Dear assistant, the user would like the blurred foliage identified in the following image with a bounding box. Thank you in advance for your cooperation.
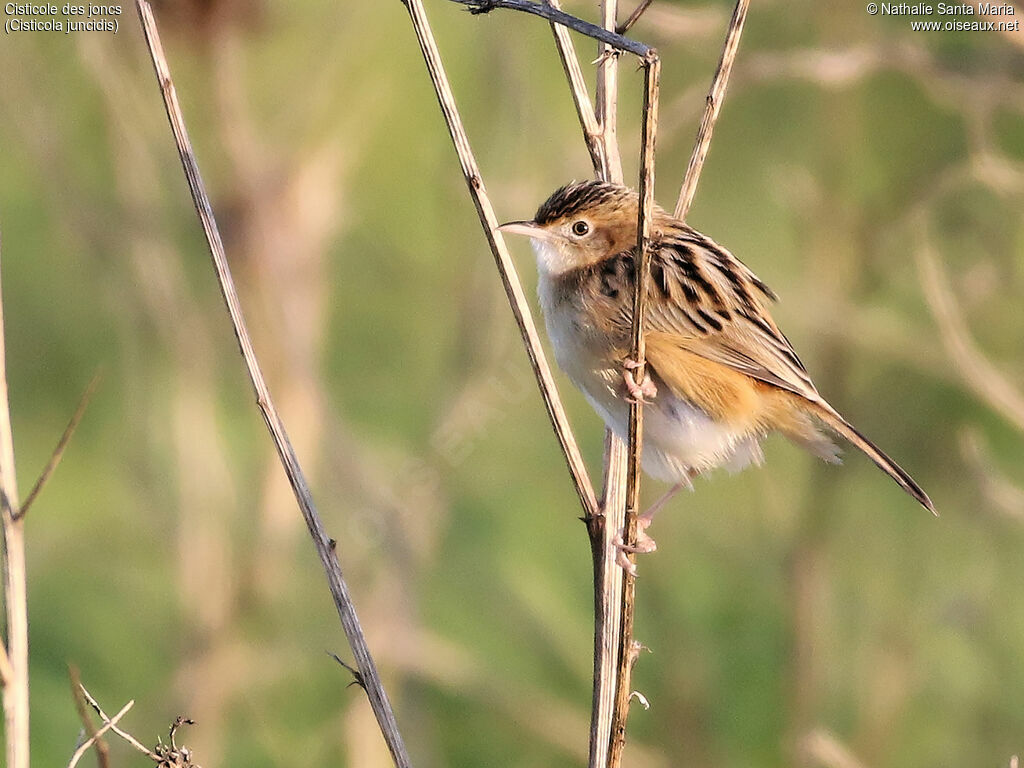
[1,0,1023,766]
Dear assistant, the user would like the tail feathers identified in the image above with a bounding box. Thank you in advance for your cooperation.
[808,400,937,515]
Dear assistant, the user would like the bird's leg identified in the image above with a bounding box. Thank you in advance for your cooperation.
[613,475,694,575]
[623,358,657,404]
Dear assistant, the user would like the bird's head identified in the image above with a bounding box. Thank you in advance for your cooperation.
[499,180,642,275]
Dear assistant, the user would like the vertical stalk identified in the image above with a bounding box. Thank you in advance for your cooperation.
[591,0,625,761]
[608,54,660,768]
[595,1,624,184]
[0,238,29,768]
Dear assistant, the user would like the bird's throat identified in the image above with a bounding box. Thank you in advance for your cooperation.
[529,237,578,278]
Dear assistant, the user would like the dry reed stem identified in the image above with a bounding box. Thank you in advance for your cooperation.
[403,0,601,520]
[545,0,606,173]
[592,0,627,762]
[674,0,750,219]
[595,0,626,184]
[589,432,626,766]
[444,1,666,761]
[133,3,411,765]
[0,233,29,768]
[427,1,660,761]
[609,54,660,768]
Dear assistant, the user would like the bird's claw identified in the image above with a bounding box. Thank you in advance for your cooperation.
[623,358,657,404]
[613,516,657,576]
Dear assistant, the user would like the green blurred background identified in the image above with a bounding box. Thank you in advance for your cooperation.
[1,0,1023,765]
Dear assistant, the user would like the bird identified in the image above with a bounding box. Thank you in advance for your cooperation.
[498,180,935,565]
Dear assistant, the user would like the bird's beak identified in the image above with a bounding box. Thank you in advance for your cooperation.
[497,220,556,242]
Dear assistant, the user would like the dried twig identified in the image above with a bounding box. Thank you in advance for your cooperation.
[609,54,660,768]
[78,685,154,757]
[17,373,100,520]
[133,3,412,765]
[0,232,29,768]
[330,650,368,690]
[545,0,606,174]
[616,0,654,35]
[674,0,749,219]
[66,699,135,768]
[591,0,627,762]
[594,0,625,185]
[452,0,651,56]
[73,684,202,767]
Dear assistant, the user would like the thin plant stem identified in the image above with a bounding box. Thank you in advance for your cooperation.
[66,699,134,768]
[590,429,626,768]
[593,0,627,763]
[17,374,99,520]
[609,54,660,768]
[674,0,750,219]
[402,0,601,521]
[595,0,625,184]
[429,2,643,763]
[0,232,29,768]
[616,0,654,35]
[78,685,154,757]
[133,4,412,765]
[545,0,607,174]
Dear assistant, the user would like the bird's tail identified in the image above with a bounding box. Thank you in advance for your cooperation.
[807,400,936,515]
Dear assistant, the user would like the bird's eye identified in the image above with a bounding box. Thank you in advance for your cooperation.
[571,220,590,236]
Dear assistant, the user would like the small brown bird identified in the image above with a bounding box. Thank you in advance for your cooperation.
[499,180,934,557]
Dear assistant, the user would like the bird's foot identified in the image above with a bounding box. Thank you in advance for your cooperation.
[623,358,657,404]
[613,515,657,577]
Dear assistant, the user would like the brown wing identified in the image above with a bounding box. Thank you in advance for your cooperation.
[608,228,820,401]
